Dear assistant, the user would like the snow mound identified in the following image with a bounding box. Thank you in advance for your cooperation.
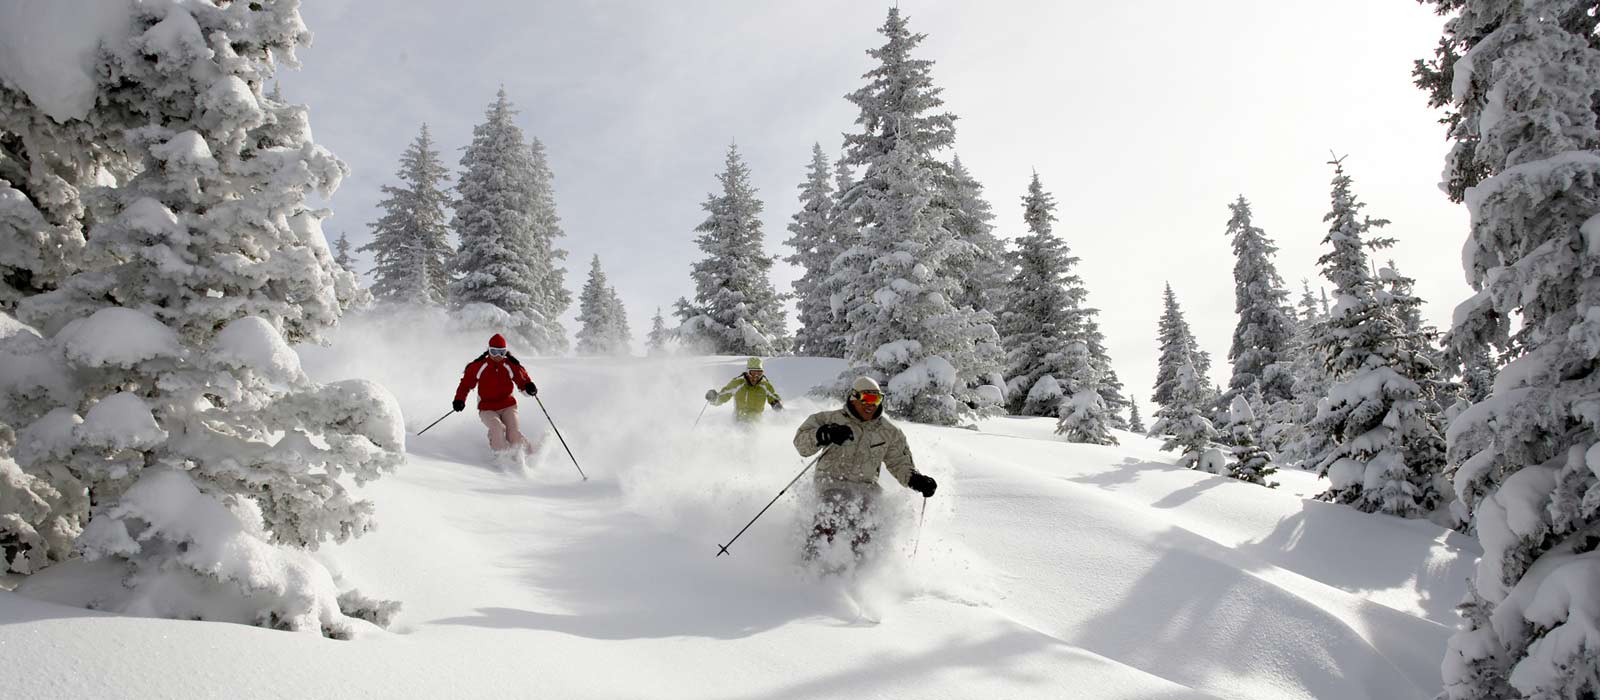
[58,307,182,368]
[76,392,165,451]
[0,1,134,122]
[212,316,304,383]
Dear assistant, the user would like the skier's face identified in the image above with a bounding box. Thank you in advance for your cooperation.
[487,347,509,361]
[851,391,883,419]
[745,370,764,383]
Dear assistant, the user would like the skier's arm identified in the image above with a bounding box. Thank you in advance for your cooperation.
[881,427,917,487]
[794,412,826,457]
[762,378,782,405]
[454,359,484,403]
[512,363,536,394]
[709,377,741,406]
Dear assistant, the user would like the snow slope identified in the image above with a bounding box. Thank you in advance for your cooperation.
[0,319,1479,699]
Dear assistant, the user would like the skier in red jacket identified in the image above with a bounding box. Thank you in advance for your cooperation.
[453,334,539,454]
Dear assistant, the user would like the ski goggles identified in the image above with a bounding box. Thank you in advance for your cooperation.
[854,391,884,406]
[487,347,509,357]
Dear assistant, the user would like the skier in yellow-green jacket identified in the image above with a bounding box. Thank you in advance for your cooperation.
[705,357,783,422]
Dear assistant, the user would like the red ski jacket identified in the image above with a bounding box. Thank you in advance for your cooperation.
[454,354,534,411]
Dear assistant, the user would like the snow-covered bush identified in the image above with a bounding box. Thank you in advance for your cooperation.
[1151,355,1220,471]
[1224,395,1277,487]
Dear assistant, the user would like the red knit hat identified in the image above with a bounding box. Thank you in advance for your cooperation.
[488,334,507,349]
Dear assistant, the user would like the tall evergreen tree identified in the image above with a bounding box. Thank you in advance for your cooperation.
[646,307,670,356]
[1418,1,1600,695]
[1152,284,1213,407]
[1301,158,1445,517]
[942,154,1009,317]
[576,255,631,356]
[822,8,1002,425]
[1000,172,1092,419]
[785,143,839,357]
[1128,401,1147,434]
[1221,196,1296,411]
[450,89,563,353]
[333,232,355,273]
[675,144,786,355]
[525,138,572,354]
[362,124,453,306]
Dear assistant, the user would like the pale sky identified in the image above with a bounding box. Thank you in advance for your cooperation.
[280,1,1466,416]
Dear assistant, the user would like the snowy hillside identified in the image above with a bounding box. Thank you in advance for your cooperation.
[0,320,1477,700]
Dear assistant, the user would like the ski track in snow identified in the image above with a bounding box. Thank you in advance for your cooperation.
[0,341,1479,700]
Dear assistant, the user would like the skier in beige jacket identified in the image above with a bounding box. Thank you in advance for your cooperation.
[792,377,937,561]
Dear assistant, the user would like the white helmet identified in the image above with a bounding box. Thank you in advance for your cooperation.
[851,376,882,393]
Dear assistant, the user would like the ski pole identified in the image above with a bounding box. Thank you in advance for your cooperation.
[716,448,830,558]
[910,496,928,558]
[415,410,454,436]
[533,395,588,481]
[691,401,710,429]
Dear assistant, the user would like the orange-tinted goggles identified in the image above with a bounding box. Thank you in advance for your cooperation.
[856,391,884,405]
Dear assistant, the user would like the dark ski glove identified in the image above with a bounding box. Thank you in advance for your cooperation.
[705,389,720,402]
[816,423,854,447]
[769,398,783,410]
[452,399,466,412]
[908,472,937,498]
[522,382,538,396]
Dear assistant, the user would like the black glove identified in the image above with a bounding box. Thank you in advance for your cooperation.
[522,382,538,396]
[451,399,466,412]
[769,398,783,410]
[815,423,854,447]
[908,472,937,498]
[705,389,719,402]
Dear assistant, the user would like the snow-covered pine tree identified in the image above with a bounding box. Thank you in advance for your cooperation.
[646,307,671,356]
[1152,283,1213,408]
[4,0,401,635]
[1000,172,1089,417]
[0,80,110,310]
[525,138,572,354]
[1053,341,1118,445]
[1417,1,1600,695]
[449,89,563,354]
[1220,196,1296,413]
[675,144,786,355]
[1082,317,1131,430]
[1150,342,1223,473]
[1128,401,1147,434]
[785,143,839,357]
[576,255,630,356]
[1278,280,1332,465]
[1225,394,1278,487]
[333,232,355,272]
[361,123,453,306]
[942,154,1009,317]
[605,285,632,357]
[1302,158,1445,517]
[820,8,1003,425]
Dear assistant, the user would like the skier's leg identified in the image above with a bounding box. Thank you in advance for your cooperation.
[500,406,529,451]
[479,410,509,451]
